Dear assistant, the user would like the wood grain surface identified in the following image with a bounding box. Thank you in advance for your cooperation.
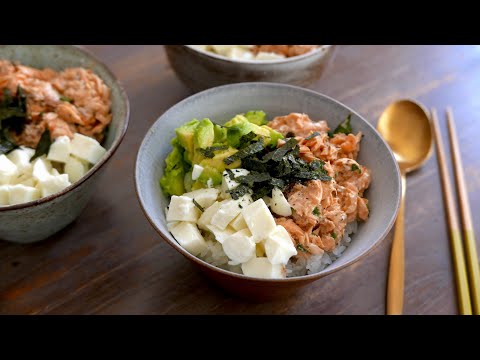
[0,45,478,315]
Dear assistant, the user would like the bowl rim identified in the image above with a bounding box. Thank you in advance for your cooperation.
[135,82,401,283]
[0,45,130,212]
[184,45,333,65]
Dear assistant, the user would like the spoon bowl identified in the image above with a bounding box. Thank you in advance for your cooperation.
[378,100,433,173]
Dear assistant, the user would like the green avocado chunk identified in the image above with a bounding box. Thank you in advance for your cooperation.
[160,139,187,196]
[244,110,268,125]
[175,119,199,164]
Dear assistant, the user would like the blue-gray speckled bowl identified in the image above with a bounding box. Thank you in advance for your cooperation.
[135,82,400,300]
[0,45,129,243]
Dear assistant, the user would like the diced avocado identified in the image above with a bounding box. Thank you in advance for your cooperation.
[213,124,227,143]
[225,115,257,147]
[192,147,240,189]
[160,142,186,197]
[261,125,284,147]
[184,170,193,192]
[197,166,223,186]
[175,119,199,164]
[194,119,215,149]
[225,114,283,148]
[244,110,268,125]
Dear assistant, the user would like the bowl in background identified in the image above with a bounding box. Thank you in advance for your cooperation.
[165,45,337,92]
[0,45,129,244]
[135,82,401,300]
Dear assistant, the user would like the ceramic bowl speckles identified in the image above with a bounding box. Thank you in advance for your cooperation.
[0,45,129,243]
[135,83,401,301]
[165,45,337,92]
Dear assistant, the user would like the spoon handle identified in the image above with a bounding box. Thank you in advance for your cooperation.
[387,173,406,315]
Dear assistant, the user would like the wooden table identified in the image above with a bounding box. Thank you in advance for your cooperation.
[1,45,478,315]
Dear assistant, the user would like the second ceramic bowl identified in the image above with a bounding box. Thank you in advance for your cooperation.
[165,45,337,92]
[0,45,129,243]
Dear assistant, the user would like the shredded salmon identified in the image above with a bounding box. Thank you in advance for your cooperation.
[0,60,112,147]
[271,112,371,254]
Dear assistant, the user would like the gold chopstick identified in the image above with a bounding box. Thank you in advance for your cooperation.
[446,107,480,315]
[431,108,472,315]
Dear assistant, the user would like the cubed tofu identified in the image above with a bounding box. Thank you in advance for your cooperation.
[255,52,286,60]
[198,201,221,231]
[47,135,71,163]
[222,228,255,265]
[210,45,234,56]
[206,224,236,244]
[0,185,10,205]
[38,174,71,197]
[166,195,201,222]
[191,164,204,181]
[70,133,106,164]
[8,184,41,205]
[241,257,286,279]
[221,168,249,198]
[271,187,292,217]
[183,188,219,209]
[169,222,207,256]
[32,157,53,182]
[64,155,89,183]
[7,147,34,172]
[227,47,254,60]
[0,154,19,185]
[230,213,248,231]
[242,199,277,242]
[211,195,252,230]
[265,225,298,265]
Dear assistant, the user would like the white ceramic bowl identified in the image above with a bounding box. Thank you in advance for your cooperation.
[135,82,400,300]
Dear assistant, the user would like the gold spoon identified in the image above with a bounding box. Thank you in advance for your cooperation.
[377,99,433,315]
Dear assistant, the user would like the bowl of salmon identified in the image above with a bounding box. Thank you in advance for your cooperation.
[0,45,129,243]
[165,45,336,92]
[135,82,400,299]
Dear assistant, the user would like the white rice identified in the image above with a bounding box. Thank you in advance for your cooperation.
[198,220,358,278]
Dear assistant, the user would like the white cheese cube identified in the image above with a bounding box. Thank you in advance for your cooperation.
[222,228,255,265]
[0,154,19,185]
[242,199,277,243]
[64,155,89,183]
[191,164,204,181]
[211,195,252,230]
[265,225,298,265]
[230,213,248,231]
[169,222,207,256]
[32,157,53,182]
[241,257,286,279]
[206,224,236,244]
[7,147,34,172]
[167,195,201,222]
[38,174,71,197]
[8,184,41,205]
[227,47,254,60]
[271,187,292,217]
[221,168,249,198]
[167,221,179,231]
[183,188,219,209]
[0,185,10,205]
[198,201,221,231]
[210,45,235,56]
[19,177,37,187]
[47,135,71,163]
[70,133,107,164]
[255,52,286,60]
